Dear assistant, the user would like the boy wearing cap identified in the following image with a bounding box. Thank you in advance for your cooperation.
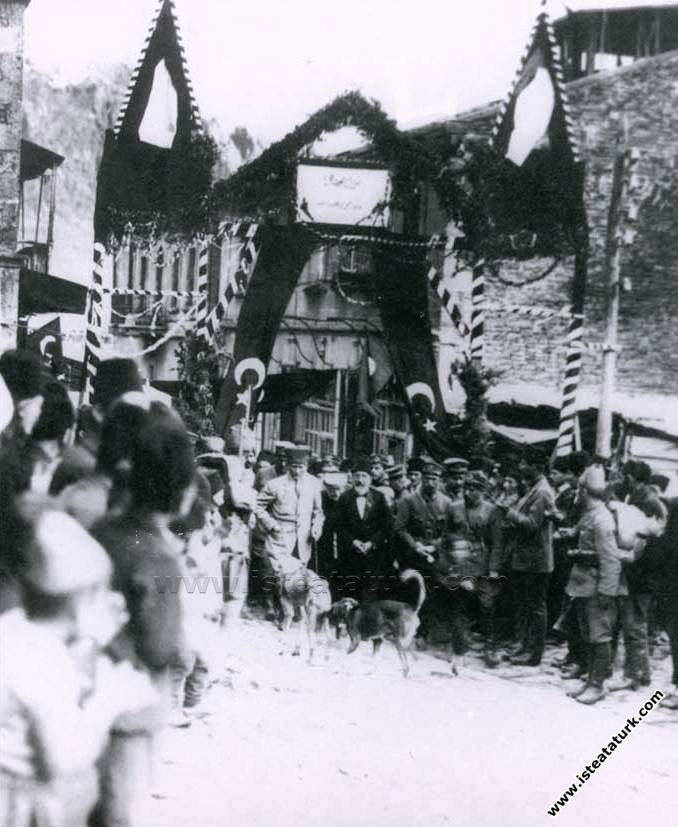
[0,504,157,827]
[254,445,324,569]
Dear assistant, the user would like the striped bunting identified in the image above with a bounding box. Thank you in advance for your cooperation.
[427,267,470,343]
[83,243,106,402]
[198,223,261,344]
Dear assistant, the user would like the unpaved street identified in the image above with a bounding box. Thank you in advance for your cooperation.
[147,617,677,827]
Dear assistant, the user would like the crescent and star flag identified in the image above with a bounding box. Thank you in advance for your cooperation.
[213,225,318,435]
[491,9,584,237]
[372,242,454,462]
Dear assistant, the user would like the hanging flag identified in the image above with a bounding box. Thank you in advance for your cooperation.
[372,242,456,461]
[491,7,584,239]
[356,339,378,417]
[213,225,318,435]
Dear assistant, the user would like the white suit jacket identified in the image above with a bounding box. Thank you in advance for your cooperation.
[254,472,324,564]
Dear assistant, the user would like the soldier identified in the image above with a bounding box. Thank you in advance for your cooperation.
[370,454,394,507]
[435,470,505,668]
[394,460,455,584]
[565,466,628,705]
[387,463,411,514]
[407,456,424,493]
[442,457,469,505]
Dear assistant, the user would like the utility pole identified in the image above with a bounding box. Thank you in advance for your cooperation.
[595,137,639,458]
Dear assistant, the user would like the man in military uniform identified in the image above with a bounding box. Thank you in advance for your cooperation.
[566,466,628,705]
[443,457,469,505]
[407,456,424,494]
[435,470,505,668]
[386,464,411,514]
[394,460,455,590]
[370,454,394,508]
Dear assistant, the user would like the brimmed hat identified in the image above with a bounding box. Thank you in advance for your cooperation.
[407,456,425,473]
[352,456,372,474]
[286,444,311,464]
[387,463,407,481]
[579,465,607,498]
[422,460,443,477]
[92,358,144,411]
[465,470,488,491]
[369,454,386,467]
[443,457,469,472]
[323,472,349,489]
[321,454,340,471]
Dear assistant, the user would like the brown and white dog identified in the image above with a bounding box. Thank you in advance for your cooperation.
[343,569,426,677]
[273,556,332,661]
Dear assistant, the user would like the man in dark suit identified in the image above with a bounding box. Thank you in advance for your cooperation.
[336,458,393,601]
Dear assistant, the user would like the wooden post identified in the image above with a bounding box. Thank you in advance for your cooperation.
[595,140,636,458]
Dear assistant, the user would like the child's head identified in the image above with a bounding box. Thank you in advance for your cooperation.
[16,500,121,643]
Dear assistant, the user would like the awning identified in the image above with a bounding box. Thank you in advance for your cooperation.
[19,269,88,317]
[490,422,558,445]
[20,140,64,182]
[258,369,336,412]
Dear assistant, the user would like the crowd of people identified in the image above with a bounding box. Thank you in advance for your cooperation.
[0,351,676,827]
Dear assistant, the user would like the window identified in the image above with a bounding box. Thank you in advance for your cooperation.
[372,401,409,464]
[338,243,372,275]
[298,400,336,457]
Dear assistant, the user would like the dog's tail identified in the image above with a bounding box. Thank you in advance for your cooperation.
[398,569,426,614]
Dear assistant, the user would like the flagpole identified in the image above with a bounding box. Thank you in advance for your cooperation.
[595,136,636,458]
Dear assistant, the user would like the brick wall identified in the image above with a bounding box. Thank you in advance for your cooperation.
[428,50,678,401]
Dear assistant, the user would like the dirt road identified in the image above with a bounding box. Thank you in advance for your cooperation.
[147,616,676,827]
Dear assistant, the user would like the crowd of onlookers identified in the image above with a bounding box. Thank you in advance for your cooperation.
[0,350,676,826]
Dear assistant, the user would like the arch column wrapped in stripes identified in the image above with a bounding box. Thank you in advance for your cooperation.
[556,318,583,456]
[193,240,210,339]
[470,260,485,362]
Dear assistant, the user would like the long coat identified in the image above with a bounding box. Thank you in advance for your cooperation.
[254,472,324,566]
[566,499,627,598]
[394,488,456,576]
[505,476,556,574]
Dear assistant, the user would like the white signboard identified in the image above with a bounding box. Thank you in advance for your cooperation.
[296,162,391,227]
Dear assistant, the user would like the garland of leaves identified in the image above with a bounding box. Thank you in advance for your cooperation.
[100,131,219,249]
[175,329,224,436]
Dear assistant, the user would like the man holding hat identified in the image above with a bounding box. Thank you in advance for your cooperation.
[254,444,324,569]
[443,457,469,505]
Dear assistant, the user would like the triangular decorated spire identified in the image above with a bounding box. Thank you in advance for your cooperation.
[113,0,203,142]
[492,2,579,170]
